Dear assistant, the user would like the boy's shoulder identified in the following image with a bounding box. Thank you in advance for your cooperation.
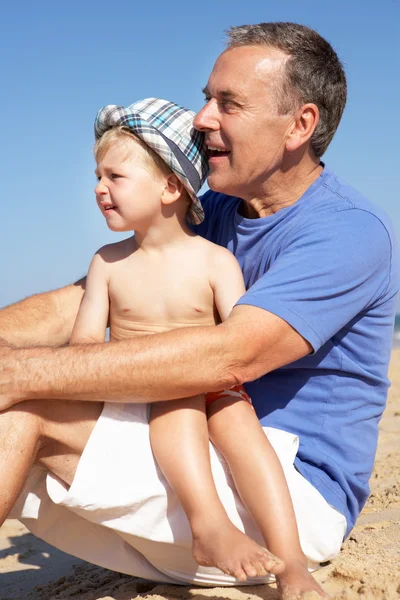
[192,234,238,264]
[191,237,242,286]
[95,236,135,262]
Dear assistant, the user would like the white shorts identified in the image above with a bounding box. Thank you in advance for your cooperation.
[11,402,347,586]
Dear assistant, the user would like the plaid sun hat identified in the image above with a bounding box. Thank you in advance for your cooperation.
[94,98,209,225]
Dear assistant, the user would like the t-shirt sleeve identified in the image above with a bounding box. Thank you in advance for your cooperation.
[235,208,393,352]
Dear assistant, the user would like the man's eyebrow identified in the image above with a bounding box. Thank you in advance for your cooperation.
[202,86,242,101]
[220,90,241,100]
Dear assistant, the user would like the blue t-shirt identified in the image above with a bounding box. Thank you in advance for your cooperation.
[193,166,400,537]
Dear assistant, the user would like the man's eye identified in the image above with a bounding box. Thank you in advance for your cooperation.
[221,100,236,109]
[203,96,211,103]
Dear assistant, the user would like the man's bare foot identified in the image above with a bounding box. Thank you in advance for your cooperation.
[192,520,285,581]
[277,559,329,599]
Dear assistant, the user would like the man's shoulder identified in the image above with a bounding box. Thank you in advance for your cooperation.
[308,167,400,291]
[301,167,398,258]
[320,167,392,228]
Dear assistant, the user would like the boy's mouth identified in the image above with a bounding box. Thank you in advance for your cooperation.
[102,204,118,211]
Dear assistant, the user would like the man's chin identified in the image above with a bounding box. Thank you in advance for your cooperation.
[207,173,239,197]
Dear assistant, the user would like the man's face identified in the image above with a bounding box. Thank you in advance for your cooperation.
[194,45,295,200]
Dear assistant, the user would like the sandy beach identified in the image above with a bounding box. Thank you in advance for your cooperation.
[1,349,399,600]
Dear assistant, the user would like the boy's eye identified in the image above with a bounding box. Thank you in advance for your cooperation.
[110,173,121,180]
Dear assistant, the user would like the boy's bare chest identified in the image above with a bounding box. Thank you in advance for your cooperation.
[108,257,218,338]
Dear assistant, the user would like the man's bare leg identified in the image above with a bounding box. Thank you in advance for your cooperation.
[207,398,328,599]
[150,396,284,581]
[0,400,103,526]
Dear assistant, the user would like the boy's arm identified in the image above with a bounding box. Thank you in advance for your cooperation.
[209,248,246,322]
[70,253,109,344]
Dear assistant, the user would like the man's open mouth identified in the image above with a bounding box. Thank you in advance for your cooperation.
[208,146,230,158]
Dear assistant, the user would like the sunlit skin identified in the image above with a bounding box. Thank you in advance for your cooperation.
[194,45,323,219]
[194,45,328,599]
[94,141,174,235]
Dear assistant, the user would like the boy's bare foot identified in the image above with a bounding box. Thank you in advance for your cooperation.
[192,520,285,581]
[277,559,329,599]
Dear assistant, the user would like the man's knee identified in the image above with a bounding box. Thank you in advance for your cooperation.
[3,400,45,433]
[5,400,56,445]
[0,401,47,464]
[3,399,102,454]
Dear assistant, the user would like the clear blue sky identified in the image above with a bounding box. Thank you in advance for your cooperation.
[1,0,399,311]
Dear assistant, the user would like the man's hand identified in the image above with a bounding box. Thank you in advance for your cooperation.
[0,281,86,407]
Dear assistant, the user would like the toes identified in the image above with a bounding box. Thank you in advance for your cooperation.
[235,569,248,582]
[253,561,269,577]
[243,562,258,578]
[269,558,286,575]
[232,565,247,581]
[261,551,285,575]
[220,563,247,582]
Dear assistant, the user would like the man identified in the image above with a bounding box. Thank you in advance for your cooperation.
[1,21,399,592]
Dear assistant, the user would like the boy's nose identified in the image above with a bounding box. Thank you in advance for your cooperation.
[95,180,107,195]
[193,100,220,132]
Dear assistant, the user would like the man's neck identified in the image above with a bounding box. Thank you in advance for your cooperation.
[240,158,323,219]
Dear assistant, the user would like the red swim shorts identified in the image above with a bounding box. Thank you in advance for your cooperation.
[205,384,252,408]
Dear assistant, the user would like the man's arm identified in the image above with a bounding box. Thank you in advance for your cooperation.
[1,245,310,406]
[70,254,109,344]
[1,302,311,406]
[0,279,86,347]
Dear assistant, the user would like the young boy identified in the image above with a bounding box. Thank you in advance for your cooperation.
[70,97,327,599]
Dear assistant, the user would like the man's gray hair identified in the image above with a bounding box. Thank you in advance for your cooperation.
[227,22,347,158]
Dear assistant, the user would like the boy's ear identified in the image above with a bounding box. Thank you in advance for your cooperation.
[161,174,184,205]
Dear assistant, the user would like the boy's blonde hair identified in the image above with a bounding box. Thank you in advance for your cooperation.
[94,127,173,180]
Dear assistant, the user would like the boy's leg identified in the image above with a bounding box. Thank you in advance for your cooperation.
[207,396,328,599]
[0,400,102,526]
[150,396,284,581]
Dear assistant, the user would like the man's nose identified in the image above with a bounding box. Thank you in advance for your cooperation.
[193,100,220,132]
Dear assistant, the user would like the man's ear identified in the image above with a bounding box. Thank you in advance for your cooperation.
[285,103,319,152]
[161,174,184,205]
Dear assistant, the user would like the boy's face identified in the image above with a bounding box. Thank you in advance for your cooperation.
[95,139,167,232]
